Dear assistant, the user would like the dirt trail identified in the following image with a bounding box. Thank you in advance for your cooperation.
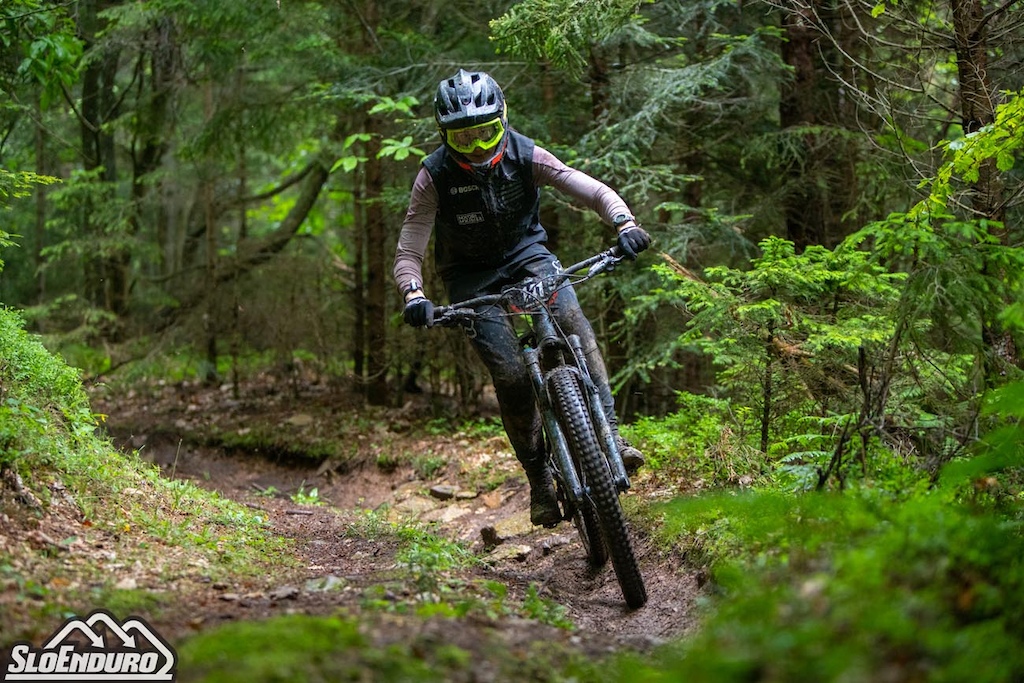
[130,436,699,650]
[86,379,701,660]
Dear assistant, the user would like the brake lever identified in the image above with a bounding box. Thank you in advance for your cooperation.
[433,308,471,327]
[587,249,624,278]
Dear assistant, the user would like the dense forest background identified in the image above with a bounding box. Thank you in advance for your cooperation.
[2,0,1023,424]
[3,1,1024,679]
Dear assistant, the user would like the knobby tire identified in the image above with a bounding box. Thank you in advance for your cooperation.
[557,471,608,568]
[547,366,647,609]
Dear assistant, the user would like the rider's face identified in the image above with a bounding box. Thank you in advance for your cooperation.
[462,147,494,164]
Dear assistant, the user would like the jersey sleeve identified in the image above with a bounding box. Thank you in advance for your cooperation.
[393,167,438,296]
[532,145,634,227]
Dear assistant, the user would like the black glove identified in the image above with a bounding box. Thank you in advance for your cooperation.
[617,225,652,260]
[403,297,435,328]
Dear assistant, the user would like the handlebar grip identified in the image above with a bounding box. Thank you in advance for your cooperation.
[431,306,475,328]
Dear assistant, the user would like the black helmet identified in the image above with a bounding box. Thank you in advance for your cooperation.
[434,69,506,131]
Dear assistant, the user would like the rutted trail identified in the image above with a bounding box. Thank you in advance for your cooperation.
[91,378,701,659]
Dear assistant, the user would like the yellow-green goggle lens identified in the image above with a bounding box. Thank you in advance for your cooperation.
[445,119,505,154]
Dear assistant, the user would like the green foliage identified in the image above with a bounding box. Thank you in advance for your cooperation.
[412,453,447,480]
[42,169,135,265]
[631,236,905,465]
[17,31,82,108]
[378,135,426,162]
[641,494,1024,681]
[942,91,1023,184]
[344,507,393,540]
[344,511,576,631]
[0,228,15,277]
[395,525,477,596]
[848,206,1024,356]
[629,86,1024,478]
[289,482,322,506]
[176,606,592,682]
[332,96,425,172]
[0,169,58,274]
[0,169,58,206]
[0,309,92,450]
[0,305,291,623]
[522,583,574,630]
[632,381,1024,681]
[626,392,763,486]
[939,380,1024,491]
[177,614,449,682]
[848,92,1024,379]
[490,0,647,75]
[0,0,82,108]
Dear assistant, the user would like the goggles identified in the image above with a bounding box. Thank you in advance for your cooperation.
[443,118,505,154]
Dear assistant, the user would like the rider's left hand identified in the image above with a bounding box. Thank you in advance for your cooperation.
[617,225,652,260]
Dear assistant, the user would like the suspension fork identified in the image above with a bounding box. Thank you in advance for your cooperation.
[523,346,585,502]
[566,334,630,492]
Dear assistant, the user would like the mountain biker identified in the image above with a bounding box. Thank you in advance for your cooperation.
[393,68,652,527]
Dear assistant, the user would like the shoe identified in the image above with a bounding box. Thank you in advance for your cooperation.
[616,436,645,475]
[529,482,562,528]
[520,457,563,527]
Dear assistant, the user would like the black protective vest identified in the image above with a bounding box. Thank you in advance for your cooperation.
[422,131,545,282]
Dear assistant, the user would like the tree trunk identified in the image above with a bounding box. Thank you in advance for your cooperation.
[34,95,46,306]
[202,80,219,384]
[77,0,104,310]
[363,117,389,405]
[588,44,610,120]
[761,326,775,454]
[952,0,1001,223]
[950,0,1018,370]
[779,0,823,251]
[97,42,126,318]
[352,165,366,380]
[777,0,858,251]
[132,16,176,278]
[78,0,128,326]
[358,0,390,405]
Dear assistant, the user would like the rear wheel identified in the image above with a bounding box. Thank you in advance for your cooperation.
[547,365,647,609]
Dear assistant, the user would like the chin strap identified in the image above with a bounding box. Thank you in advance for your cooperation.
[452,135,509,175]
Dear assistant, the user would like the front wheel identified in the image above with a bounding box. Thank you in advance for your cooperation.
[555,473,607,568]
[547,365,647,609]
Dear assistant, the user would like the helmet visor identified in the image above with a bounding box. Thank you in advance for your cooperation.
[444,118,505,154]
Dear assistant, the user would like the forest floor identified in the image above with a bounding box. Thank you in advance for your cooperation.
[4,373,702,679]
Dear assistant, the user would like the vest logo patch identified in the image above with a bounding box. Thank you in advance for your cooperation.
[450,185,479,195]
[456,212,485,225]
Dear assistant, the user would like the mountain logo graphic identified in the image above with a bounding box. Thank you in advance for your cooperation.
[4,609,177,681]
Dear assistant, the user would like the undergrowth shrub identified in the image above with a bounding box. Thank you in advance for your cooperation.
[0,306,284,580]
[0,308,90,417]
[643,487,1024,682]
[630,379,1024,682]
[626,391,763,486]
[0,308,93,467]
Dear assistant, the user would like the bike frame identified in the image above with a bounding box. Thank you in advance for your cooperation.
[432,245,648,609]
[433,247,632,505]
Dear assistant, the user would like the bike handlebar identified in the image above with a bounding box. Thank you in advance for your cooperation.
[431,245,627,328]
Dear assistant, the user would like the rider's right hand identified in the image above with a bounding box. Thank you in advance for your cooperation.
[403,297,435,328]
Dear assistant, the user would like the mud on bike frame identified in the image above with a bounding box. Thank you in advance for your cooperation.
[429,245,648,609]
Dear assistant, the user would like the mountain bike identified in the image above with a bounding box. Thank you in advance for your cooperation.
[431,246,648,609]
